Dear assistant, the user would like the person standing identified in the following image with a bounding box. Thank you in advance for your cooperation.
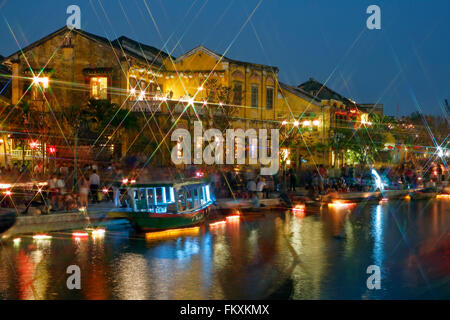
[256,177,267,199]
[112,167,123,207]
[89,170,100,204]
[79,178,89,209]
[289,167,297,192]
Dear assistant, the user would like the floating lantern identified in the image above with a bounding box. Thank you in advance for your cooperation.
[72,231,89,238]
[328,200,356,209]
[92,229,106,237]
[226,215,240,222]
[209,220,226,228]
[292,204,306,217]
[33,234,52,240]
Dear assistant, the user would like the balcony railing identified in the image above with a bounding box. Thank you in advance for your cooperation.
[10,149,43,160]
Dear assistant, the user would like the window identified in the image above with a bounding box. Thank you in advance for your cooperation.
[90,77,108,100]
[266,86,274,110]
[251,85,258,108]
[233,81,243,105]
[31,77,49,101]
[147,188,155,205]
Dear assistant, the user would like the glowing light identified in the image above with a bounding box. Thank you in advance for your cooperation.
[293,120,299,127]
[292,204,306,217]
[13,238,21,244]
[32,76,49,89]
[130,180,136,184]
[195,171,204,178]
[203,100,208,106]
[371,169,384,191]
[145,227,200,240]
[209,220,226,228]
[33,234,52,240]
[313,120,320,126]
[29,141,39,150]
[4,190,12,196]
[138,90,146,101]
[102,188,109,194]
[303,120,311,127]
[436,194,450,200]
[92,228,106,237]
[0,183,12,189]
[72,232,89,238]
[437,147,444,158]
[226,215,240,222]
[122,179,129,184]
[379,198,388,204]
[130,88,136,95]
[281,120,288,126]
[48,146,56,154]
[197,86,203,91]
[328,200,356,209]
[286,160,291,165]
[404,195,411,201]
[188,98,195,106]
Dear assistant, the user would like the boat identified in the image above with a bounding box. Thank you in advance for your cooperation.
[409,191,437,200]
[108,179,214,231]
[0,210,16,235]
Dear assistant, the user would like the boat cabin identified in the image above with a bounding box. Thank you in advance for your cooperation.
[127,180,213,214]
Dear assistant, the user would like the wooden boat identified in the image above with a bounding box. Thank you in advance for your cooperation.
[108,179,214,231]
[410,191,438,200]
[0,210,16,234]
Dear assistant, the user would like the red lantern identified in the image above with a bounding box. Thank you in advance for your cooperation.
[48,146,56,154]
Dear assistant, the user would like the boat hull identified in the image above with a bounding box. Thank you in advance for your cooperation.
[0,211,16,234]
[128,208,207,231]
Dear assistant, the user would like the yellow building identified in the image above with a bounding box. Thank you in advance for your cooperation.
[0,26,342,169]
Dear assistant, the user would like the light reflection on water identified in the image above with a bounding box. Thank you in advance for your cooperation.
[0,199,448,300]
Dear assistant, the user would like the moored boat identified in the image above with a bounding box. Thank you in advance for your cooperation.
[0,210,16,235]
[108,179,214,231]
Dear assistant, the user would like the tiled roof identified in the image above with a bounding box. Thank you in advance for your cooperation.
[297,78,355,106]
[3,26,165,68]
[176,45,279,72]
[279,82,321,105]
[111,36,171,68]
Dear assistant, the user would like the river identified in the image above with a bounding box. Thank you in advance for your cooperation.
[0,199,448,299]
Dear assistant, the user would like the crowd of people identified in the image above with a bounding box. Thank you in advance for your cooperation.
[0,158,448,214]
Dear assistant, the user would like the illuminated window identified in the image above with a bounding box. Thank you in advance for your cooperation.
[90,77,108,100]
[251,85,258,108]
[31,77,49,101]
[266,86,274,110]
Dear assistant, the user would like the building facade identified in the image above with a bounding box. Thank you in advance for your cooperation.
[0,26,376,169]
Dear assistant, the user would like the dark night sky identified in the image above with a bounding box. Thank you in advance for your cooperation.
[1,0,449,117]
